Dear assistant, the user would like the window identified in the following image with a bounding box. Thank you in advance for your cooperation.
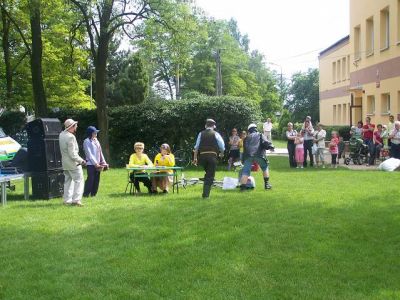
[381,93,391,114]
[333,105,337,124]
[398,91,400,114]
[337,60,341,82]
[367,95,375,114]
[338,104,342,124]
[347,55,350,79]
[342,57,346,80]
[380,8,390,50]
[398,0,400,42]
[332,61,336,83]
[354,26,361,60]
[366,17,374,55]
[343,104,347,124]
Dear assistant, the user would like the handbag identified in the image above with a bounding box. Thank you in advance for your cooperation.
[312,143,318,155]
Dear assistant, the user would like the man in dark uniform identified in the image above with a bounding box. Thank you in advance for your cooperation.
[193,119,225,198]
[240,123,274,191]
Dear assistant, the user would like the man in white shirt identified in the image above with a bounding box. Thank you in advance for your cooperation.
[263,118,273,141]
[59,119,86,206]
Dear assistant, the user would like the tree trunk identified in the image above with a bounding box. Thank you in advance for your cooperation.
[166,77,174,100]
[1,5,12,105]
[29,0,47,117]
[95,35,110,161]
[175,64,180,99]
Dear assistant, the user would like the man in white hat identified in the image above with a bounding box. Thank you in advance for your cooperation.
[59,119,86,206]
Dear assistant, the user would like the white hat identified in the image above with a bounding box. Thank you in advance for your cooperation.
[248,123,257,130]
[64,119,78,131]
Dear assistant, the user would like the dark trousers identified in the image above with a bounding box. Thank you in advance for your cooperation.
[287,142,296,168]
[331,154,337,165]
[303,140,314,167]
[374,143,383,159]
[364,139,375,165]
[199,153,218,186]
[84,165,101,197]
[129,173,152,192]
[391,143,400,159]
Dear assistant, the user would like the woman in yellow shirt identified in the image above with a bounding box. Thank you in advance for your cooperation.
[128,142,153,193]
[152,143,175,193]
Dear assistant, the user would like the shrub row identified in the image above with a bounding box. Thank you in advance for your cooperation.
[1,96,261,165]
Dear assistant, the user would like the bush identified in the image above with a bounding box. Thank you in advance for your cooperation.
[0,111,26,136]
[108,96,261,165]
[43,95,262,166]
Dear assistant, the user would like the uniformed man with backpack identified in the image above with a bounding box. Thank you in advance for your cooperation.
[240,123,274,191]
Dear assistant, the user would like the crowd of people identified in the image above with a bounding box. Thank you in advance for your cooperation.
[58,117,276,204]
[286,114,400,169]
[57,114,400,205]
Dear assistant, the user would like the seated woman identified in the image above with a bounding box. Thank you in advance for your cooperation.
[152,143,175,194]
[127,142,153,194]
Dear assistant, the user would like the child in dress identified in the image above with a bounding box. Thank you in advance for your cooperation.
[228,128,240,170]
[238,130,247,162]
[329,131,339,168]
[294,131,304,168]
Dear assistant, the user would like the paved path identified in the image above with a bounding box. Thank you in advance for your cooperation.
[268,148,381,170]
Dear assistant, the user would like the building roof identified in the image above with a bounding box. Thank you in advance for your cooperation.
[319,35,350,58]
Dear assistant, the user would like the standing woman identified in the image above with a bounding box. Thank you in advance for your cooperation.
[83,126,108,197]
[286,122,297,168]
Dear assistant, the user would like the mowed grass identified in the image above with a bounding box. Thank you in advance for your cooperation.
[1,157,400,299]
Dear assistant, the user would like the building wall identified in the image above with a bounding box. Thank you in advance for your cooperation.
[319,40,350,125]
[319,0,400,126]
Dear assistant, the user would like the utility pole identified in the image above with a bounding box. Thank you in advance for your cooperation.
[214,49,223,96]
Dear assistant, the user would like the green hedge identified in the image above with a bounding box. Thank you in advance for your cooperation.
[3,96,261,165]
[108,96,261,165]
[52,96,261,165]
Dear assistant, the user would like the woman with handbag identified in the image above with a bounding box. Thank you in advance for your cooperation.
[83,126,108,197]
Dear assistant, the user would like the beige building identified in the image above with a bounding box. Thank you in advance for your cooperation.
[319,0,400,126]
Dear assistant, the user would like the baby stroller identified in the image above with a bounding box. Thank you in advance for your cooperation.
[344,137,369,165]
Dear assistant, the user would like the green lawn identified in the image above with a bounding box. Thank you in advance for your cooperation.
[271,138,287,148]
[1,157,400,299]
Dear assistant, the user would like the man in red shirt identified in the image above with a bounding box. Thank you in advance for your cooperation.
[362,116,375,165]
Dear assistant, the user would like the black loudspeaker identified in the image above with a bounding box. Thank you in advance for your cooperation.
[26,118,62,139]
[27,139,62,172]
[31,170,64,200]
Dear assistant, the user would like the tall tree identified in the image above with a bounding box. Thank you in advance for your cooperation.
[29,0,47,116]
[0,0,89,113]
[286,68,319,122]
[114,53,149,106]
[0,0,48,115]
[137,2,201,99]
[69,0,168,159]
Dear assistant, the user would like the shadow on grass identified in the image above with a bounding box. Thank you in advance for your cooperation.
[1,191,400,299]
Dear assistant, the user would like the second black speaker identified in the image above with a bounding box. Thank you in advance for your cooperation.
[28,139,62,172]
